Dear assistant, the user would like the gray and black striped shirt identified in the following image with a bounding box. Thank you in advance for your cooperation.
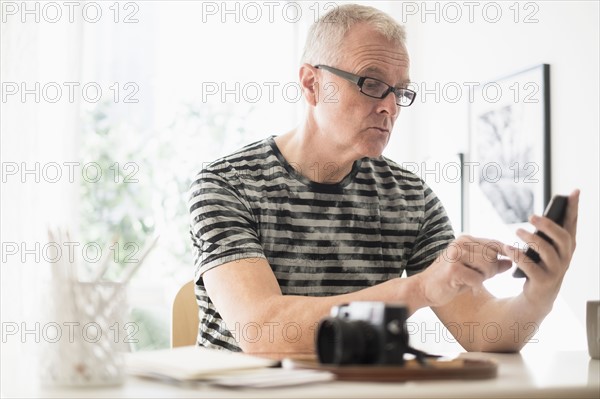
[188,136,454,351]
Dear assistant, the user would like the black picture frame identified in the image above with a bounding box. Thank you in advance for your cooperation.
[465,64,550,234]
[422,153,465,234]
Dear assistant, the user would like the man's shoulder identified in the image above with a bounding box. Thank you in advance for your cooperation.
[188,137,274,196]
[190,136,275,181]
[206,137,274,172]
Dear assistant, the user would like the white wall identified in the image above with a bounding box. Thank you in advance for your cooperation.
[385,0,599,342]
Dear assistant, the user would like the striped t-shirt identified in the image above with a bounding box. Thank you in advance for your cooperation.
[188,136,455,351]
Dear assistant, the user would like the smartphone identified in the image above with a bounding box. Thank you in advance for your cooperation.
[513,195,569,278]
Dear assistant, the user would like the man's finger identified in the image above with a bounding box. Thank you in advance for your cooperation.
[504,244,544,279]
[497,258,513,274]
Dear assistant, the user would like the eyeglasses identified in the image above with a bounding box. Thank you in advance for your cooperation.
[314,65,416,107]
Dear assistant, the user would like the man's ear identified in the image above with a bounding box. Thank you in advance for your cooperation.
[298,64,319,107]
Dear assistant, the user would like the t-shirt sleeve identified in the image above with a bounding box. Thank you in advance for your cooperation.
[188,163,266,282]
[405,181,455,276]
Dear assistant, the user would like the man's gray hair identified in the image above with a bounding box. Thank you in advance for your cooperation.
[301,4,406,67]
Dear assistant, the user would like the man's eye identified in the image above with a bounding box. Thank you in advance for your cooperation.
[364,80,383,90]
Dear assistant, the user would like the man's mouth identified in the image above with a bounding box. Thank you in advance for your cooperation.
[370,127,390,133]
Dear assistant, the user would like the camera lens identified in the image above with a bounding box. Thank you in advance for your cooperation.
[316,318,380,365]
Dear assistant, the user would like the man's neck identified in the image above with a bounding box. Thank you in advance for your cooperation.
[274,124,359,184]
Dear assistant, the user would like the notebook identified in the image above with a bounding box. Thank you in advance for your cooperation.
[126,345,278,381]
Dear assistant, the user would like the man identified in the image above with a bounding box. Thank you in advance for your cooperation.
[188,4,579,354]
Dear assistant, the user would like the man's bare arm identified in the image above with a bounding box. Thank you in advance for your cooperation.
[202,236,511,354]
[202,258,425,354]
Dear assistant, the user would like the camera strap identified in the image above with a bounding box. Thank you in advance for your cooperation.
[404,346,441,366]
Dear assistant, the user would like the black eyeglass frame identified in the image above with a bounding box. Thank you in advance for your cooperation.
[314,64,417,107]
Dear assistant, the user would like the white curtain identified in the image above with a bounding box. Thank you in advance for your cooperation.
[1,12,83,385]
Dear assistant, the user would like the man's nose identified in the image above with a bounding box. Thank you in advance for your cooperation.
[377,91,399,117]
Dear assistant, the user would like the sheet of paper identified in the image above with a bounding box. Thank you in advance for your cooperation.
[209,368,335,388]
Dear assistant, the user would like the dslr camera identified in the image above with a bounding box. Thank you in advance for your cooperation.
[316,302,410,365]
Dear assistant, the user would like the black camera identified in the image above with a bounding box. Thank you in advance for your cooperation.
[316,302,410,366]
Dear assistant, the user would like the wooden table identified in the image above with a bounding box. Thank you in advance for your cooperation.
[2,350,598,398]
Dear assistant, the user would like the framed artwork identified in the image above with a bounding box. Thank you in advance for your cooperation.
[465,64,550,235]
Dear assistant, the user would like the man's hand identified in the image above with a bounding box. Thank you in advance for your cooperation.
[504,189,580,314]
[427,190,580,352]
[414,236,513,308]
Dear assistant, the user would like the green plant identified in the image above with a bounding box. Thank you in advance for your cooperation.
[78,100,252,279]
